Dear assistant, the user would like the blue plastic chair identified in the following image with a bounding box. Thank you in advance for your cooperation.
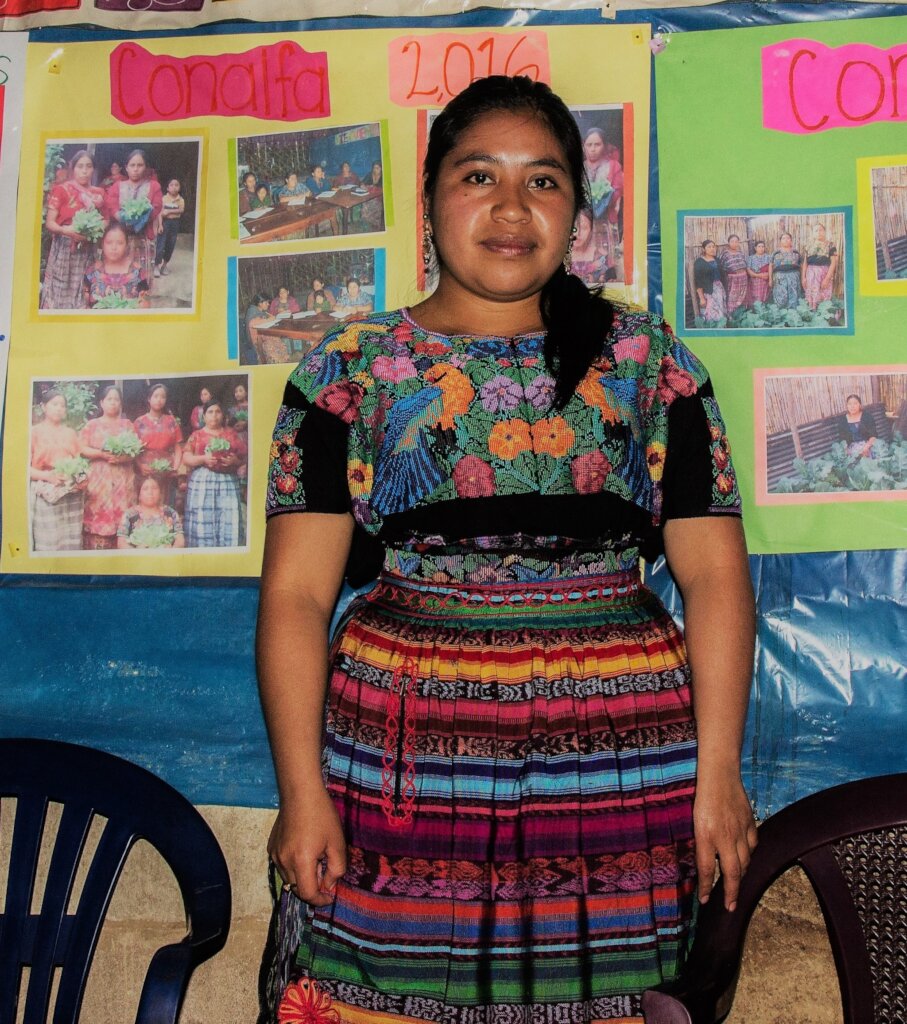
[0,738,232,1023]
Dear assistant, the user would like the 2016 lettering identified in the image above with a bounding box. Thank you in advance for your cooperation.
[389,32,550,108]
[110,40,330,125]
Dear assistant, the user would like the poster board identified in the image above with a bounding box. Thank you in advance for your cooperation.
[1,23,652,575]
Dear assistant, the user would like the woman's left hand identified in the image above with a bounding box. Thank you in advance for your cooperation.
[693,769,758,912]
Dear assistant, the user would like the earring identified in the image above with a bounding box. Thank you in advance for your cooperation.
[422,212,435,270]
[563,225,577,274]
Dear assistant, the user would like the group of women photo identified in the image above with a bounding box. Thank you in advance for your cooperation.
[683,212,848,331]
[39,139,200,312]
[256,76,756,1024]
[30,376,248,553]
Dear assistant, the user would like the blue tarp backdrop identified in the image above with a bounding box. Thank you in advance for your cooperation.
[1,3,905,818]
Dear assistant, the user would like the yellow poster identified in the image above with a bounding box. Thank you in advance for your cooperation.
[2,24,651,576]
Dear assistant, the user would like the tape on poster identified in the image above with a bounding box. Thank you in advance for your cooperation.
[110,41,330,124]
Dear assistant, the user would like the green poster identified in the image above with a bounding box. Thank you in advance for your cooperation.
[656,16,907,555]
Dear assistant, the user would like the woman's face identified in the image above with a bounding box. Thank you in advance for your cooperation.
[256,186,269,201]
[204,404,224,429]
[101,389,122,417]
[43,394,68,423]
[347,281,360,299]
[756,242,766,254]
[428,110,576,307]
[126,154,146,181]
[234,383,247,403]
[846,396,863,416]
[278,287,289,302]
[102,229,128,263]
[71,155,94,186]
[574,213,593,247]
[110,162,121,176]
[257,298,269,311]
[244,173,256,191]
[781,233,793,248]
[704,241,717,258]
[139,477,162,507]
[728,236,740,251]
[149,387,167,412]
[199,387,212,404]
[341,162,351,175]
[371,162,382,181]
[286,173,298,189]
[313,166,325,183]
[583,132,605,164]
[814,224,827,241]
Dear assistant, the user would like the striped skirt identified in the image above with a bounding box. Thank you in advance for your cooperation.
[269,567,697,1024]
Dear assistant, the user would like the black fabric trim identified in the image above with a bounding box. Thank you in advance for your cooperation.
[661,380,716,522]
[294,400,350,515]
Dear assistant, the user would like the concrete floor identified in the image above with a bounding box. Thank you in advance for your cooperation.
[73,805,842,1023]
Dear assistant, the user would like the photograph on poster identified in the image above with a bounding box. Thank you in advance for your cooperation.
[37,138,202,314]
[29,373,249,554]
[235,248,384,365]
[680,210,851,334]
[757,368,907,503]
[870,163,907,282]
[415,105,631,292]
[235,123,385,245]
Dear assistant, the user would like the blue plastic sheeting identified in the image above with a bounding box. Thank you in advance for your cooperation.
[0,548,903,814]
[649,548,907,820]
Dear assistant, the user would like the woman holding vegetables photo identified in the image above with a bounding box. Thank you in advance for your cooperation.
[79,385,140,550]
[117,476,186,550]
[105,149,163,294]
[30,389,87,552]
[40,150,107,311]
[133,383,183,503]
[182,400,247,548]
[83,222,150,309]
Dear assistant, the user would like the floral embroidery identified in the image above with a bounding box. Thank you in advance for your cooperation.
[702,397,740,509]
[530,417,575,458]
[348,459,373,499]
[278,978,341,1024]
[480,375,523,413]
[453,455,496,497]
[646,441,666,483]
[488,419,532,461]
[571,451,612,494]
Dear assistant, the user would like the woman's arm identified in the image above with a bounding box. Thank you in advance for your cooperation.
[662,515,758,912]
[257,512,355,906]
[824,253,839,290]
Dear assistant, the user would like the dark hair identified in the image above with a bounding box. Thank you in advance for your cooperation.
[100,385,122,402]
[701,239,716,251]
[102,220,128,243]
[284,171,297,182]
[252,292,269,306]
[68,149,93,174]
[147,382,168,403]
[423,75,614,408]
[728,234,740,242]
[41,387,66,405]
[125,149,148,172]
[243,171,256,186]
[346,277,360,288]
[202,399,224,416]
[845,393,863,406]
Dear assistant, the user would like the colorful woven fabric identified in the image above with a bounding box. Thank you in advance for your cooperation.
[262,567,698,1024]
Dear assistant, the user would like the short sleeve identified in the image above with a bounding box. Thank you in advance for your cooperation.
[641,321,742,522]
[265,381,352,518]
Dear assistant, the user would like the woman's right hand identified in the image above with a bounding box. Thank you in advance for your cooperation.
[268,784,347,907]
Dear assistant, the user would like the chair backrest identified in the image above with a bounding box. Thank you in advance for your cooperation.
[642,773,907,1024]
[0,738,231,1024]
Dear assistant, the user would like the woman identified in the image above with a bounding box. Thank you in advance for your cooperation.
[259,76,756,1024]
[720,234,749,317]
[41,150,107,310]
[101,161,125,188]
[333,277,372,314]
[366,161,383,187]
[802,223,838,311]
[189,385,213,432]
[769,232,802,309]
[277,172,310,204]
[582,126,623,225]
[694,239,727,322]
[569,206,614,285]
[105,149,163,293]
[30,389,85,552]
[305,165,328,196]
[227,382,250,434]
[83,222,148,308]
[746,239,771,306]
[838,394,877,458]
[269,286,301,316]
[154,178,184,277]
[117,475,185,549]
[305,277,334,311]
[79,385,138,550]
[133,383,183,501]
[239,171,259,216]
[332,161,360,188]
[182,401,247,547]
[244,293,272,364]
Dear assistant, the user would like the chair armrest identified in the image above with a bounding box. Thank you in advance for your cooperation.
[640,990,693,1023]
[135,942,195,1024]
